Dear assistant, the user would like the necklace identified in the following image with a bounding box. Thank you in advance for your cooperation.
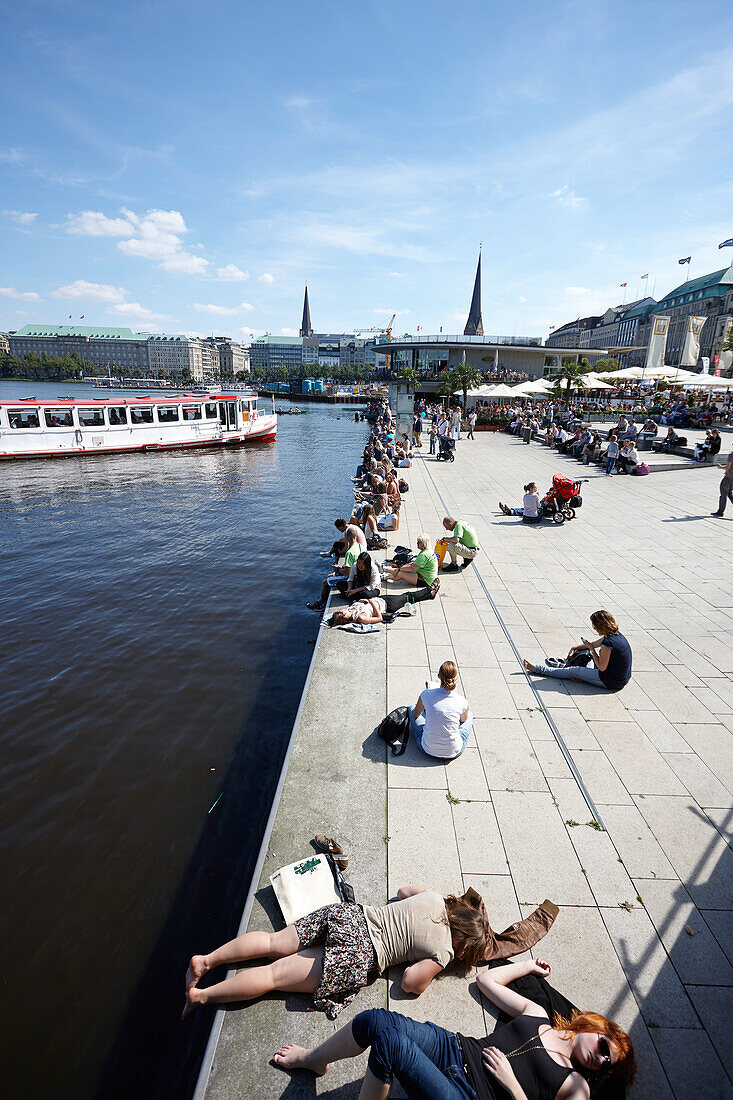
[503,1030,569,1062]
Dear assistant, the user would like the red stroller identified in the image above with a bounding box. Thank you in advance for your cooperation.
[540,476,585,524]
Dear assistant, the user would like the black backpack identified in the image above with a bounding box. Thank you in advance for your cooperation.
[377,706,411,756]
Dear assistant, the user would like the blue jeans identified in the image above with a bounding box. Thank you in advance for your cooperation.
[606,454,616,474]
[351,1009,476,1099]
[531,662,604,686]
[409,707,473,758]
[430,434,436,454]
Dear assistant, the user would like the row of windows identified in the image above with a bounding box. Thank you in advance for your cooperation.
[4,402,222,430]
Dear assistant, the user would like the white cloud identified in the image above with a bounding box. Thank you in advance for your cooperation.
[519,295,527,303]
[51,279,127,303]
[192,302,254,315]
[550,186,586,209]
[3,210,38,225]
[565,286,592,297]
[278,327,298,336]
[216,264,249,281]
[108,302,172,324]
[240,325,263,337]
[0,286,41,301]
[63,207,209,275]
[259,272,275,283]
[374,307,409,316]
[282,94,318,110]
[387,271,406,278]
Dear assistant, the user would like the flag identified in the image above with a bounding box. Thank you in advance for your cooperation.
[678,257,691,265]
[68,314,72,318]
[417,325,420,332]
[718,238,733,248]
[680,316,706,367]
[640,273,649,279]
[644,316,670,371]
[439,326,442,333]
[620,283,627,288]
[80,314,85,319]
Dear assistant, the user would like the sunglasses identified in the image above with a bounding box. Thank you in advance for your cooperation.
[598,1036,612,1065]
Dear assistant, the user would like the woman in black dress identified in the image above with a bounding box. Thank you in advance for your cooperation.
[273,957,635,1099]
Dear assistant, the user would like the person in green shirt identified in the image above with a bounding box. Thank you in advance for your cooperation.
[385,533,437,589]
[439,515,480,572]
[307,528,361,611]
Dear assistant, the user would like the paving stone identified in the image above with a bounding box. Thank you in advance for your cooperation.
[387,788,461,898]
[662,752,732,808]
[532,739,575,779]
[571,748,634,806]
[449,630,498,668]
[685,986,733,1081]
[388,734,447,790]
[633,877,733,986]
[459,667,519,721]
[452,799,508,876]
[639,712,694,753]
[599,804,677,880]
[443,745,489,800]
[633,796,733,910]
[601,905,699,1028]
[649,1028,731,1100]
[492,790,594,906]
[704,806,733,847]
[672,722,733,791]
[588,721,687,796]
[474,720,548,792]
[633,670,716,724]
[388,628,429,666]
[700,908,733,968]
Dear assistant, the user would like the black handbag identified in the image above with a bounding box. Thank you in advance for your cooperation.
[377,706,411,756]
[565,649,592,667]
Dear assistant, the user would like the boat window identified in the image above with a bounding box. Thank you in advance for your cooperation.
[130,406,154,424]
[78,407,106,427]
[44,408,74,428]
[157,405,180,423]
[182,405,202,421]
[108,407,128,425]
[204,402,218,419]
[9,408,41,429]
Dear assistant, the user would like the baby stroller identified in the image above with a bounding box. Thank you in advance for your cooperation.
[540,475,584,524]
[436,435,455,462]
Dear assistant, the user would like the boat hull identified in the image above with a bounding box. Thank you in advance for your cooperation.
[0,415,277,460]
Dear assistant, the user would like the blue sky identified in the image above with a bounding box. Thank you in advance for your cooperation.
[2,0,733,342]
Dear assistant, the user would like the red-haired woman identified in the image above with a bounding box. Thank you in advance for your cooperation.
[273,957,635,1099]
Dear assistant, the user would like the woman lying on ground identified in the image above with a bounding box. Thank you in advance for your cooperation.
[384,533,436,587]
[523,610,632,692]
[273,956,634,1100]
[327,582,441,627]
[410,659,473,759]
[499,483,541,523]
[185,886,559,1023]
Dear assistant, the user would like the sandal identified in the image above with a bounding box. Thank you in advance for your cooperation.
[314,835,349,871]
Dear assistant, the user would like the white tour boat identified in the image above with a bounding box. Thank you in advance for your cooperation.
[0,392,277,460]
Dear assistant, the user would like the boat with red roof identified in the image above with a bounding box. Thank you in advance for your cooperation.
[0,392,277,459]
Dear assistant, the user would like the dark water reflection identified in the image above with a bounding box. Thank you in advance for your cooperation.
[0,388,364,1098]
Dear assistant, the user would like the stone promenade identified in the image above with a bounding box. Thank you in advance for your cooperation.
[198,429,733,1100]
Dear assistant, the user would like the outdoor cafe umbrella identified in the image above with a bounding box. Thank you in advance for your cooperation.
[483,383,519,398]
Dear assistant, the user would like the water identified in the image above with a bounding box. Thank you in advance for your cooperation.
[0,383,365,1099]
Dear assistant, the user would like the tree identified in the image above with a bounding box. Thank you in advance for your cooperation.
[397,365,419,391]
[547,358,591,400]
[452,355,483,411]
[722,326,733,377]
[436,368,460,405]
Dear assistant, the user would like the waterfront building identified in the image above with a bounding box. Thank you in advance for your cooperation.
[636,265,733,368]
[249,335,303,374]
[0,331,10,355]
[147,335,212,381]
[545,316,600,349]
[9,324,150,373]
[212,337,249,376]
[577,298,652,351]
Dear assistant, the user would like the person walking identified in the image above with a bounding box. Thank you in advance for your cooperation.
[712,450,733,517]
[428,420,437,454]
[467,408,476,440]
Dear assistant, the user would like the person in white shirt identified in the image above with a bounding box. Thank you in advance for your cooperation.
[617,440,639,474]
[499,482,541,523]
[467,409,477,440]
[450,407,461,441]
[409,661,472,759]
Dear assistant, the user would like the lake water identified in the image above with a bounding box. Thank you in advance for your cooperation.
[0,382,365,1098]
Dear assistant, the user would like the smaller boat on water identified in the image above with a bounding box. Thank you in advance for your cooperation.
[0,392,277,460]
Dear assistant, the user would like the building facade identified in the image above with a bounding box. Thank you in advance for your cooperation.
[212,337,249,376]
[9,325,149,372]
[0,332,10,355]
[637,266,733,368]
[545,316,600,348]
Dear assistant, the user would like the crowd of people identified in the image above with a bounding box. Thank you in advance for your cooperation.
[179,391,733,1098]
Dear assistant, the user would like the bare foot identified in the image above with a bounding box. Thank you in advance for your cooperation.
[273,1043,329,1076]
[182,985,204,1021]
[186,954,208,991]
[523,658,535,673]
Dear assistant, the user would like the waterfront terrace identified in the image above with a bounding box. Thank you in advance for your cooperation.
[195,428,733,1100]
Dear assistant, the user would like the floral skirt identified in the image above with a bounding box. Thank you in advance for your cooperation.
[294,903,378,1020]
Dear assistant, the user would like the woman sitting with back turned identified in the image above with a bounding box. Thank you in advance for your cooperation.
[184,885,558,1022]
[272,955,635,1100]
[523,610,632,692]
[410,660,473,759]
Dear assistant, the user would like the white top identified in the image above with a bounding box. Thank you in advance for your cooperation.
[523,491,540,517]
[348,560,381,590]
[419,686,469,758]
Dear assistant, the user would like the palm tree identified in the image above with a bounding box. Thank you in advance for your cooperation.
[397,365,419,390]
[452,354,483,412]
[436,367,460,408]
[547,358,590,401]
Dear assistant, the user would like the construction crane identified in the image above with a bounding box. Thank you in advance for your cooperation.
[353,315,396,372]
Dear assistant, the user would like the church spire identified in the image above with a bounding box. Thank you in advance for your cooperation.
[463,250,483,336]
[299,285,313,337]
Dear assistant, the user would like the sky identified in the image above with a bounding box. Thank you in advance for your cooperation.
[1,0,733,343]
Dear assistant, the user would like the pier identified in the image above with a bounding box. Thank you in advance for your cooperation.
[196,429,733,1099]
